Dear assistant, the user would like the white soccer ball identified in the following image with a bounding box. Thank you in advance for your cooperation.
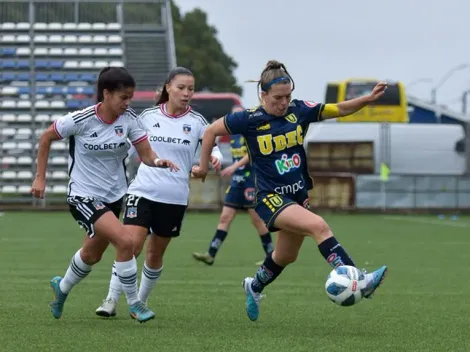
[325,265,365,307]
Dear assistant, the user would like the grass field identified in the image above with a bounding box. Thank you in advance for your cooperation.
[1,211,470,352]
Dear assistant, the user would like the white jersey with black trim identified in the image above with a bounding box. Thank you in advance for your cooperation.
[128,103,221,206]
[53,104,147,203]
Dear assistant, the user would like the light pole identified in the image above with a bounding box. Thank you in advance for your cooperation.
[431,64,470,104]
[462,89,470,115]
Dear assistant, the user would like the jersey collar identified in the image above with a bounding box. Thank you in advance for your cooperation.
[161,102,191,118]
[95,103,121,124]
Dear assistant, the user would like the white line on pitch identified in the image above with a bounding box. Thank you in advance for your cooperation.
[381,216,470,228]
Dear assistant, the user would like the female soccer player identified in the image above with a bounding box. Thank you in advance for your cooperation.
[31,66,179,323]
[95,67,223,317]
[194,60,388,322]
[192,106,273,266]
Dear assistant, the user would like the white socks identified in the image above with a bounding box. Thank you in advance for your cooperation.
[114,257,139,305]
[105,260,163,305]
[138,262,163,303]
[106,262,123,302]
[60,249,92,294]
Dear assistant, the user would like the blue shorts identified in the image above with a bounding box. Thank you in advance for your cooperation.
[224,185,256,209]
[255,190,310,232]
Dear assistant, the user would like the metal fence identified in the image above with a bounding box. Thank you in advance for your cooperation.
[0,0,164,25]
[0,0,172,209]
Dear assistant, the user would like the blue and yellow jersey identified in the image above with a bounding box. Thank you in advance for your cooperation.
[229,134,252,185]
[223,100,323,197]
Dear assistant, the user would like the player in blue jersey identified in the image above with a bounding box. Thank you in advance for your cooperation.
[192,106,273,266]
[193,60,388,322]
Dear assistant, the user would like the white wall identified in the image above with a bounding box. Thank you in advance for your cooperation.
[304,122,466,175]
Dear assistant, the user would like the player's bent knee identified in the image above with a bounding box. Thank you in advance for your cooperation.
[114,230,135,255]
[132,236,146,257]
[308,215,332,241]
[80,246,103,265]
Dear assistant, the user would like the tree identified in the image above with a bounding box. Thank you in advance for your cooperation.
[171,1,242,95]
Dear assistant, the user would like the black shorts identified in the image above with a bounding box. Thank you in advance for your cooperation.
[255,191,310,232]
[66,195,123,238]
[122,194,187,237]
[224,185,255,209]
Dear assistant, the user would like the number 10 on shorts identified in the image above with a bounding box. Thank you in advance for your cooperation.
[262,194,283,213]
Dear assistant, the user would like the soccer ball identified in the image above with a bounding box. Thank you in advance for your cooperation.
[325,265,365,307]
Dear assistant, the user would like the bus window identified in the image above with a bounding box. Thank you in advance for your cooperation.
[344,82,401,105]
[325,84,339,103]
[328,79,408,123]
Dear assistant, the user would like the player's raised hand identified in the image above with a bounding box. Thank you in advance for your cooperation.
[210,155,222,172]
[155,159,179,172]
[31,177,46,198]
[367,82,387,102]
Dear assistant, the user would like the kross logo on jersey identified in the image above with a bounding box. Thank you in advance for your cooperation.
[183,124,191,134]
[114,125,124,136]
[256,123,271,131]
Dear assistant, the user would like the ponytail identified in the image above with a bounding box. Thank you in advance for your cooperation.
[96,66,111,103]
[156,86,169,105]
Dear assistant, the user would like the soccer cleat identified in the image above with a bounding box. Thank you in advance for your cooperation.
[96,298,117,317]
[242,277,264,322]
[362,265,388,299]
[129,301,155,323]
[192,252,214,266]
[50,276,68,319]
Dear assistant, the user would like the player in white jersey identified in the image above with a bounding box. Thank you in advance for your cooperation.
[95,67,222,317]
[31,67,179,323]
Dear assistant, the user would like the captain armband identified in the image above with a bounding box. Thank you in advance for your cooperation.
[321,104,340,118]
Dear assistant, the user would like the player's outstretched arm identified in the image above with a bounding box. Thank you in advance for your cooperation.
[196,118,230,181]
[321,82,388,119]
[32,124,61,198]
